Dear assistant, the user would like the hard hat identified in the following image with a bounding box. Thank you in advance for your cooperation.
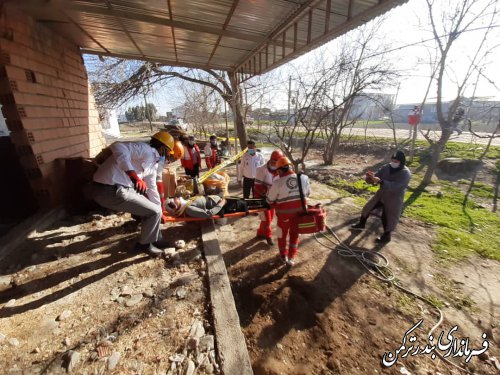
[270,150,284,162]
[152,131,174,150]
[275,156,292,169]
[171,140,184,160]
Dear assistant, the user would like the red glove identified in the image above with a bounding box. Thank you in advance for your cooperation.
[126,171,147,195]
[161,212,169,224]
[157,181,165,208]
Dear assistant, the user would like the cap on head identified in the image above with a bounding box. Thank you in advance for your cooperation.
[152,131,174,151]
[276,156,292,169]
[270,150,284,162]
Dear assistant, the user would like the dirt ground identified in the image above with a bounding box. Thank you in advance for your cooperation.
[217,155,500,375]
[0,212,220,374]
[1,144,498,375]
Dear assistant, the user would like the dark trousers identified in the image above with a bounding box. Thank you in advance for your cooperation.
[363,201,388,232]
[243,177,255,199]
[184,163,200,178]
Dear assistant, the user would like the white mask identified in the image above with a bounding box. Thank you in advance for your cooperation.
[390,162,400,169]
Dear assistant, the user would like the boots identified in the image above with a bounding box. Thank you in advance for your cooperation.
[351,216,367,230]
[134,242,163,257]
[376,232,391,243]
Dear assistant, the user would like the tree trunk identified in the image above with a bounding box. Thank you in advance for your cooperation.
[229,72,248,149]
[421,129,451,185]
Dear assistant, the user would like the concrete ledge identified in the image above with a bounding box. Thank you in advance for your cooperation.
[201,220,253,375]
[0,207,66,264]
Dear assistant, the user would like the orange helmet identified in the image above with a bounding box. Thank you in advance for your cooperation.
[170,140,184,160]
[275,156,292,169]
[270,150,284,162]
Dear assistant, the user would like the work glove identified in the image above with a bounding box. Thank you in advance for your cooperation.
[126,171,147,195]
[161,212,169,224]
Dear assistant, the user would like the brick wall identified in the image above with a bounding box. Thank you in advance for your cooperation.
[0,6,105,208]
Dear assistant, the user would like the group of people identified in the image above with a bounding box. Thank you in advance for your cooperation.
[89,131,411,265]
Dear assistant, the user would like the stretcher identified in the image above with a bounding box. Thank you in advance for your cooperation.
[162,208,267,222]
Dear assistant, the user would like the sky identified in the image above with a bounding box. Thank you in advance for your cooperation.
[87,0,500,115]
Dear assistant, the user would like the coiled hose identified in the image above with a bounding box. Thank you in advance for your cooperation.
[314,225,472,374]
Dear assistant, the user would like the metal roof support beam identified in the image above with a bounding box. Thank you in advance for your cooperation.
[235,0,406,76]
[167,0,179,62]
[208,0,240,65]
[103,0,145,59]
[15,0,266,44]
[81,49,229,71]
[325,0,331,33]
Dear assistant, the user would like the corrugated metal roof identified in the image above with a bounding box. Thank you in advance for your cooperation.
[10,0,407,75]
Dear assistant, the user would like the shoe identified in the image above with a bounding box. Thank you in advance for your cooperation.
[266,237,274,246]
[256,234,266,240]
[280,254,288,264]
[351,222,366,230]
[152,239,174,249]
[286,258,295,267]
[134,243,163,257]
[375,232,391,243]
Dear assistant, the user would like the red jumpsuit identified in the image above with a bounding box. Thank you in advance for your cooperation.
[266,172,310,259]
[254,163,279,239]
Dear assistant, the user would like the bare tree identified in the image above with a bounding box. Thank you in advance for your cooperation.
[419,0,498,185]
[180,83,222,137]
[320,23,398,164]
[88,59,250,147]
[261,22,397,168]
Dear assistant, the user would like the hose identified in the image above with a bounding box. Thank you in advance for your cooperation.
[314,225,472,374]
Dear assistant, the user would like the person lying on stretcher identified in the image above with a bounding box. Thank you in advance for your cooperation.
[164,195,267,219]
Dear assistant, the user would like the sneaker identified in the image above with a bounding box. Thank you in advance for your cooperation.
[286,258,295,267]
[375,232,391,244]
[266,237,274,246]
[255,234,266,240]
[280,254,288,264]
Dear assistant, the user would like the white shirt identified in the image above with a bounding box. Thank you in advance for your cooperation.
[93,142,162,205]
[238,152,265,181]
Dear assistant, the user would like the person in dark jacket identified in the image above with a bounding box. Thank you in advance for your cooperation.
[351,150,411,243]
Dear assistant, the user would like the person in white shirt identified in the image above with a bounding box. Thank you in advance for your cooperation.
[91,132,178,257]
[237,140,265,199]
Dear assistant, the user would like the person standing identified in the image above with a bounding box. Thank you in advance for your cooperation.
[254,150,283,245]
[91,132,176,257]
[238,140,265,199]
[267,157,310,266]
[351,150,411,243]
[181,135,201,178]
[204,135,221,170]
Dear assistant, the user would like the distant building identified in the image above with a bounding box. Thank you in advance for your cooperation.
[349,93,395,120]
[172,105,187,119]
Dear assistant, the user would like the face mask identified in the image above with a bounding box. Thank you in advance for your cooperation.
[210,140,217,146]
[269,165,277,171]
[390,162,400,169]
[248,149,256,155]
[188,140,194,146]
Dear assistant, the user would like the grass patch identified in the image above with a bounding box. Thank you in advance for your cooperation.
[423,294,445,309]
[433,274,478,312]
[469,182,495,199]
[322,175,500,261]
[404,186,500,261]
[396,293,417,315]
